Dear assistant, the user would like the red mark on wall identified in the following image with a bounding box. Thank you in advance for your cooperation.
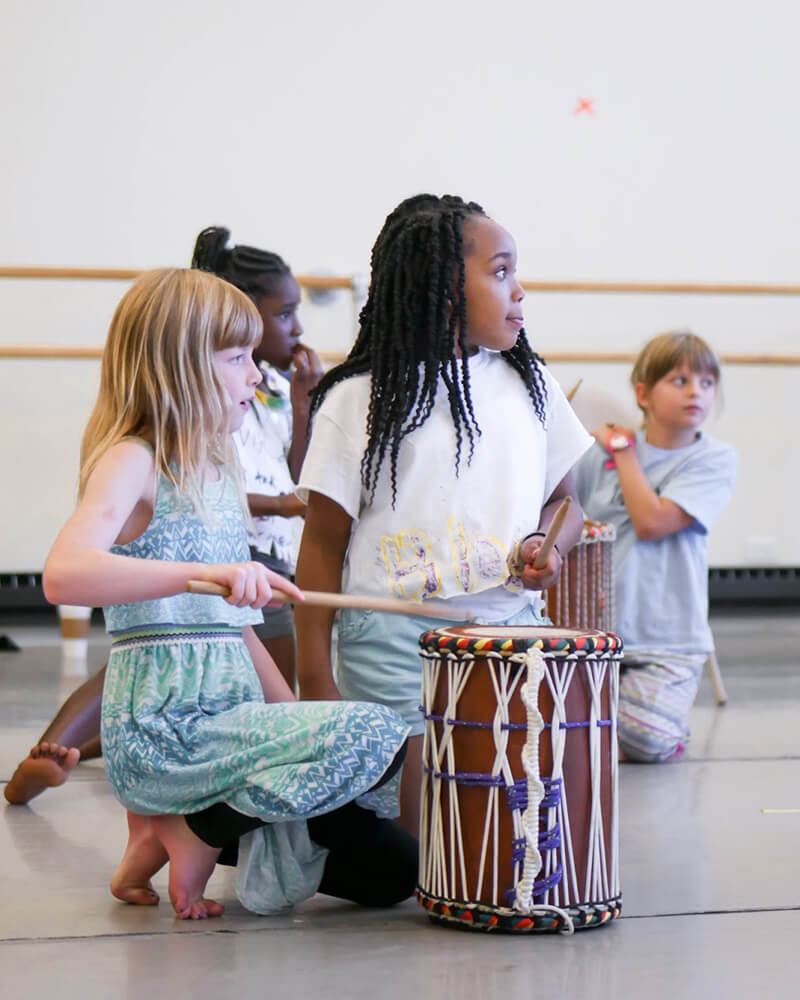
[574,98,595,115]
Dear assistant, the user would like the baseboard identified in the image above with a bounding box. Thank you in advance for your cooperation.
[0,567,798,612]
[708,566,800,605]
[0,573,48,609]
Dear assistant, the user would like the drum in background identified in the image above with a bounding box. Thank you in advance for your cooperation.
[546,520,616,632]
[417,625,623,934]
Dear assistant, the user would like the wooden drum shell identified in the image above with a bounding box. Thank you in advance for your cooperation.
[545,521,616,632]
[417,625,623,933]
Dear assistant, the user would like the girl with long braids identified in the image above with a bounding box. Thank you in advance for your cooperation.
[295,193,594,832]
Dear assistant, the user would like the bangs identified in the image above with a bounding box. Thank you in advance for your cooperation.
[633,331,721,388]
[680,336,720,378]
[215,286,262,351]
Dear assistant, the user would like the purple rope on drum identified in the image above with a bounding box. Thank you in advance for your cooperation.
[419,767,567,900]
[506,777,563,903]
[420,710,613,730]
[505,868,563,902]
[506,775,561,811]
[424,770,505,786]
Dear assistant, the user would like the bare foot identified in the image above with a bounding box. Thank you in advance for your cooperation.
[110,811,168,905]
[4,742,81,805]
[152,815,223,919]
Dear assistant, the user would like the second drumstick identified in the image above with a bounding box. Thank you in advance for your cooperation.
[532,497,572,570]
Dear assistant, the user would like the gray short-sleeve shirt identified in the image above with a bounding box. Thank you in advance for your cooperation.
[576,431,736,654]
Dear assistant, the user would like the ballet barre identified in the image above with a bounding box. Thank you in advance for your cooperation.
[0,267,354,289]
[4,267,800,296]
[2,344,799,366]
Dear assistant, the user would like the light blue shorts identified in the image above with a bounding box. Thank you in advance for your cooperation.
[335,603,548,737]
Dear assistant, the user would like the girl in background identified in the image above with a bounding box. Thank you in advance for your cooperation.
[192,226,324,689]
[576,331,736,762]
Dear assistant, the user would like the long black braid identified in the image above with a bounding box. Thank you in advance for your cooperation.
[191,226,290,299]
[310,194,549,505]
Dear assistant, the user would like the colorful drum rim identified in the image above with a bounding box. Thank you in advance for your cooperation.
[416,888,622,934]
[581,519,616,542]
[419,625,623,657]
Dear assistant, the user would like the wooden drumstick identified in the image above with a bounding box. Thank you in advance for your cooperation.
[532,497,571,569]
[566,377,583,403]
[185,581,471,623]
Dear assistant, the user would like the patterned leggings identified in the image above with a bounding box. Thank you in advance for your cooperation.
[618,651,707,763]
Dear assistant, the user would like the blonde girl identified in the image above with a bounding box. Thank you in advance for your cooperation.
[43,268,413,919]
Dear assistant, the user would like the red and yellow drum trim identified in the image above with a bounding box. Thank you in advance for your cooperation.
[419,627,623,657]
[415,887,622,934]
[582,519,616,542]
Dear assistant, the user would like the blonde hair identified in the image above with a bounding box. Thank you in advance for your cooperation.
[631,330,721,415]
[80,268,261,511]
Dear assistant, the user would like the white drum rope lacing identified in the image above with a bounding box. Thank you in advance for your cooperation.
[514,645,574,934]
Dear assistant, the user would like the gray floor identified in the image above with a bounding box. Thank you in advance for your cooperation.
[1,609,799,998]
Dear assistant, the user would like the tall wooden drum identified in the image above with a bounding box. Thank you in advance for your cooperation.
[545,520,616,631]
[417,625,623,934]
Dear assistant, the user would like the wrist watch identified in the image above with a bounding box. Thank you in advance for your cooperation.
[608,433,632,452]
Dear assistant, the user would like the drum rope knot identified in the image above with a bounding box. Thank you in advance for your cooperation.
[515,645,575,934]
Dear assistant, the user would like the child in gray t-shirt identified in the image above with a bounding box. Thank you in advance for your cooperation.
[576,331,736,762]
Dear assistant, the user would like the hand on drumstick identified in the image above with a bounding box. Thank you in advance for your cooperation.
[515,497,571,592]
[192,562,303,609]
[517,538,563,592]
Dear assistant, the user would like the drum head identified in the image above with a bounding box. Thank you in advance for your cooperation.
[419,624,622,656]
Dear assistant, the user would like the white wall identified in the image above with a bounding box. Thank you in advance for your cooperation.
[1,0,798,568]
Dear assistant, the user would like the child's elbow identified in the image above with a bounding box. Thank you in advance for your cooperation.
[42,560,73,606]
[632,518,661,542]
[42,575,64,606]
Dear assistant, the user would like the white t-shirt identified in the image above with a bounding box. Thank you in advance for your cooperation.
[298,349,593,619]
[234,364,302,570]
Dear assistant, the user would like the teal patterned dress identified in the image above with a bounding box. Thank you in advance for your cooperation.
[101,458,410,913]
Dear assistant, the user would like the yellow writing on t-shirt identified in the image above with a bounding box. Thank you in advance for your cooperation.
[380,519,508,600]
[380,531,441,601]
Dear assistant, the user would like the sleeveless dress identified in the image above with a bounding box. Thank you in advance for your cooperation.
[100,457,410,912]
